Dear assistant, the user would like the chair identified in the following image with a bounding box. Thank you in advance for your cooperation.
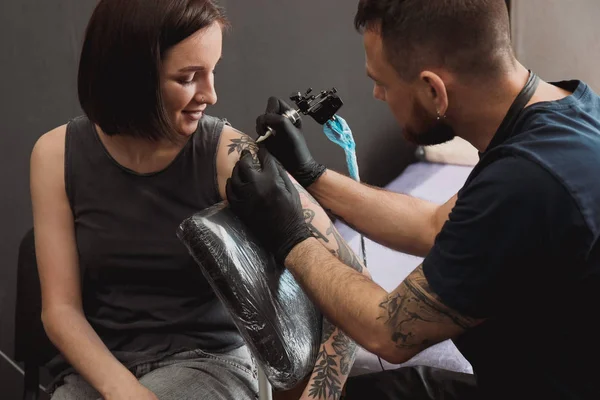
[14,228,58,400]
[177,203,322,398]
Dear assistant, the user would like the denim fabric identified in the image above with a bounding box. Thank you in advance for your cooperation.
[50,346,258,400]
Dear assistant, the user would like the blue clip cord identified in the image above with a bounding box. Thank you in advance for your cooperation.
[323,115,360,181]
[323,115,367,267]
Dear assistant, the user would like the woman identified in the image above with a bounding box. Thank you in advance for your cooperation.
[30,1,260,398]
[30,0,366,399]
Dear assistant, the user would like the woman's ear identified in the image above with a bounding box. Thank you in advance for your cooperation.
[419,71,449,117]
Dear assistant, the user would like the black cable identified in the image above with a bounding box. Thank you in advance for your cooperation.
[378,355,386,371]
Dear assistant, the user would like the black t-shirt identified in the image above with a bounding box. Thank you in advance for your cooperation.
[423,80,600,399]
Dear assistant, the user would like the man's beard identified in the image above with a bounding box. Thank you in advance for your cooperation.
[403,100,456,146]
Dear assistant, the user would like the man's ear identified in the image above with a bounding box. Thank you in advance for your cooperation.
[419,71,449,117]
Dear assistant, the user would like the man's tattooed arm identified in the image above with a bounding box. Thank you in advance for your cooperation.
[293,182,366,400]
[377,265,482,354]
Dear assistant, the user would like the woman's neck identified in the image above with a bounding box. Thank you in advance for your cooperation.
[95,125,189,174]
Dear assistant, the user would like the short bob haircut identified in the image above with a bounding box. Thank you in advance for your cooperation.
[78,0,229,141]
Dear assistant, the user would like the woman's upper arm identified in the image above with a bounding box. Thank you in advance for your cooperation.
[30,125,83,314]
[215,125,258,200]
[215,124,369,276]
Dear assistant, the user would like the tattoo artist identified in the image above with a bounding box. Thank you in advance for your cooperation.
[227,1,600,399]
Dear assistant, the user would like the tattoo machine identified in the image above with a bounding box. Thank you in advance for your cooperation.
[256,87,344,143]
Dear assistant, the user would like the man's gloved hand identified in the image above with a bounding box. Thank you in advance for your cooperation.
[226,147,313,263]
[256,97,326,188]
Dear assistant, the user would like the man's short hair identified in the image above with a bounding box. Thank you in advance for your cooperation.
[355,0,513,81]
[78,0,229,141]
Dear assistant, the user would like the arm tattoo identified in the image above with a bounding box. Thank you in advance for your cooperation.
[294,182,362,273]
[293,181,362,399]
[293,182,319,205]
[293,181,338,220]
[378,265,478,349]
[321,318,336,342]
[305,209,330,243]
[309,348,342,399]
[332,332,357,376]
[227,136,258,156]
[326,223,363,273]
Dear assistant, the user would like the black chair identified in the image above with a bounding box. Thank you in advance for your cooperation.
[14,228,59,400]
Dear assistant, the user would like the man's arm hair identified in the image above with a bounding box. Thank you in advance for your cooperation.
[378,265,480,356]
[285,241,484,365]
[308,169,457,258]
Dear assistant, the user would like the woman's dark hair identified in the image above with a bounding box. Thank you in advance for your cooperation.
[78,0,229,141]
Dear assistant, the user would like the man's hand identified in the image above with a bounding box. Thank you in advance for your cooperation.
[256,97,326,188]
[226,147,313,262]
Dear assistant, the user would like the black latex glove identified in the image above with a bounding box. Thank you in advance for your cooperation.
[256,97,326,188]
[226,147,313,263]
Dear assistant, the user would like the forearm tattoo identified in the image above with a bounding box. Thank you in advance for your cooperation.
[332,332,356,376]
[326,224,363,274]
[321,317,336,342]
[305,209,330,243]
[293,182,361,399]
[378,265,478,350]
[308,348,342,399]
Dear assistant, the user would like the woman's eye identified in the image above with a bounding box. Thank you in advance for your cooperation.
[178,75,195,85]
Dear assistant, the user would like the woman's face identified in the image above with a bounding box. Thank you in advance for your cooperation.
[161,22,223,137]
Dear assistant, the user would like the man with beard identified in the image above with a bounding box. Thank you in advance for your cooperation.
[226,0,600,399]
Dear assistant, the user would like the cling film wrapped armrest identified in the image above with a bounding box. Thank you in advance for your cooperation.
[177,202,322,391]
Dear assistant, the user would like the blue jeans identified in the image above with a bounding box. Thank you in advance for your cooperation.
[50,346,258,400]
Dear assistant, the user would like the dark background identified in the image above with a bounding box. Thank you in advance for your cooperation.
[0,1,415,398]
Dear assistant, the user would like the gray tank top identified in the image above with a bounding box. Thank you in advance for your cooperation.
[49,115,243,377]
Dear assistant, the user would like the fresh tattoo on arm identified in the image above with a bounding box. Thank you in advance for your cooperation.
[227,135,258,156]
[378,265,480,351]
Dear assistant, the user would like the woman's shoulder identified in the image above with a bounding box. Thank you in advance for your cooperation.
[32,116,91,162]
[32,124,68,164]
[30,124,69,200]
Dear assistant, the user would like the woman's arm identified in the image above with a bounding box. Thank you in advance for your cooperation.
[30,126,156,400]
[217,126,370,400]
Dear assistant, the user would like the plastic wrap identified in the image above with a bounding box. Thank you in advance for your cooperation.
[177,202,322,390]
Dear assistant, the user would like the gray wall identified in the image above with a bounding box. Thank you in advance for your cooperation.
[0,0,412,397]
[0,1,97,398]
[211,0,415,184]
[511,0,600,93]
